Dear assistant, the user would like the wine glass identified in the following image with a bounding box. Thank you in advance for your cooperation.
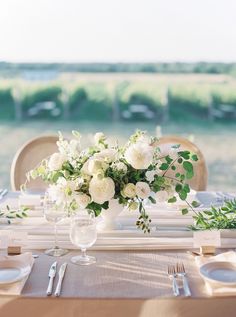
[43,191,68,257]
[70,211,97,265]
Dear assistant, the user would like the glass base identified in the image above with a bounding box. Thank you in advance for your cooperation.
[71,255,96,265]
[44,246,68,257]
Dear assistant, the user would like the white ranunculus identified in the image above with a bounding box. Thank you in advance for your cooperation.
[124,142,154,170]
[113,162,127,173]
[122,183,136,198]
[48,153,67,171]
[135,182,151,199]
[145,170,156,182]
[89,177,115,204]
[94,149,117,163]
[128,201,139,211]
[94,132,106,146]
[75,193,91,209]
[155,190,169,202]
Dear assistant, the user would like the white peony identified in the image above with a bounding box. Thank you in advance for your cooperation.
[122,183,136,198]
[89,177,115,204]
[135,182,151,199]
[48,153,67,171]
[155,190,169,202]
[124,142,154,170]
[75,193,91,209]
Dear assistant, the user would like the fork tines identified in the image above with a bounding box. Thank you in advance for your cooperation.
[176,262,185,273]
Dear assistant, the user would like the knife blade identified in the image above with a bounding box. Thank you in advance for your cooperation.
[46,261,57,296]
[55,262,67,297]
[0,189,8,200]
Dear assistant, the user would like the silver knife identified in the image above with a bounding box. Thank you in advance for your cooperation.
[55,262,67,297]
[0,189,8,200]
[46,261,57,296]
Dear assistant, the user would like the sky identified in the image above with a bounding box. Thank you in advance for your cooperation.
[0,0,236,63]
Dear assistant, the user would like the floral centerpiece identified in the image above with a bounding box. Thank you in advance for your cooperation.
[26,130,198,233]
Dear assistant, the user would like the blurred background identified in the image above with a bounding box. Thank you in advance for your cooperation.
[0,0,236,191]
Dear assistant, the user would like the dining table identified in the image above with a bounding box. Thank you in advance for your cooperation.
[1,191,236,317]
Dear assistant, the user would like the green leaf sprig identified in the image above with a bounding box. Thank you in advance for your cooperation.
[0,205,28,224]
[189,199,236,231]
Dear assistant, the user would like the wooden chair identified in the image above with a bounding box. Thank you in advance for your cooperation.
[11,135,59,191]
[158,135,208,191]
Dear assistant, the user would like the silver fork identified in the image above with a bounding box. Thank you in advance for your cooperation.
[176,262,191,297]
[167,265,180,296]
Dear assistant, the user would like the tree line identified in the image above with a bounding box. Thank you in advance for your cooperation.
[0,62,236,75]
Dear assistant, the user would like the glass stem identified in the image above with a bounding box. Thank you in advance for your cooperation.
[54,222,58,249]
[81,248,87,258]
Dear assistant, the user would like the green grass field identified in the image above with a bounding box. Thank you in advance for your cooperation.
[0,118,236,192]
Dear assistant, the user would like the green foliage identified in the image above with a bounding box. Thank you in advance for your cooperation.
[0,205,28,224]
[189,199,236,230]
[75,82,113,121]
[0,88,14,119]
[118,82,167,120]
[1,61,235,74]
[169,85,211,118]
[211,86,236,108]
[68,87,87,113]
[21,86,62,117]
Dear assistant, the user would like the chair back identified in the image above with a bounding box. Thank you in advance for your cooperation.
[158,135,208,191]
[11,135,58,191]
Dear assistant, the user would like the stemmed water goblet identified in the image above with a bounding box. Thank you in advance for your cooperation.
[43,190,68,257]
[70,210,97,265]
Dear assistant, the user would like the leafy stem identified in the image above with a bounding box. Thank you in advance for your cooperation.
[162,154,180,177]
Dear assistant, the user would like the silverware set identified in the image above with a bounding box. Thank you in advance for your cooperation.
[47,261,67,297]
[167,262,191,297]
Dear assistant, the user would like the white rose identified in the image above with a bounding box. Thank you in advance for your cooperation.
[112,162,127,173]
[75,193,91,209]
[135,182,151,199]
[122,183,136,198]
[94,149,117,162]
[89,177,115,204]
[94,132,106,146]
[125,142,154,170]
[156,190,169,202]
[48,153,67,171]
